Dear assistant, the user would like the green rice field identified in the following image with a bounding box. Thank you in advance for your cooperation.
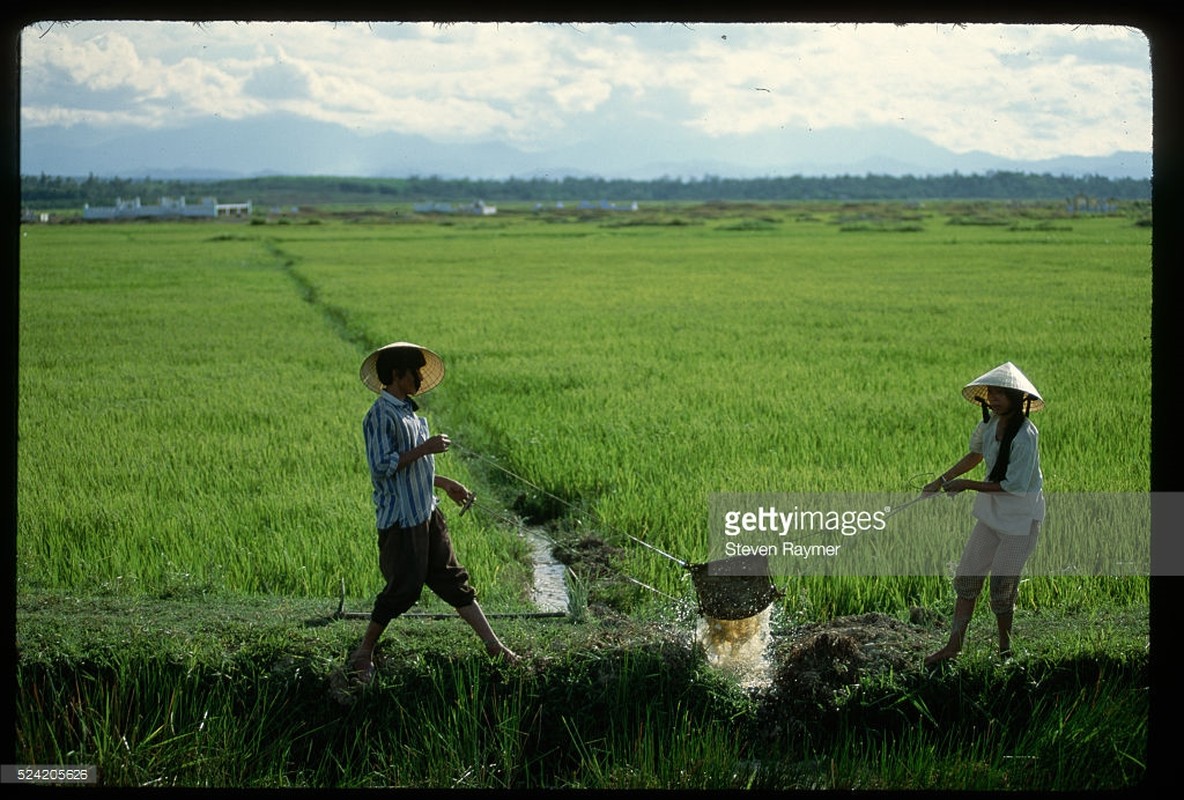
[15,200,1154,789]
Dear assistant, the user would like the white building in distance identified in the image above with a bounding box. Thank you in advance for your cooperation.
[83,196,252,220]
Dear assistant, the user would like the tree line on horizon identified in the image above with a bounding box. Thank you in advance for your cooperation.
[21,171,1151,210]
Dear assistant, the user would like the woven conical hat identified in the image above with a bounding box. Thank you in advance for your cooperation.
[962,361,1044,412]
[359,341,445,395]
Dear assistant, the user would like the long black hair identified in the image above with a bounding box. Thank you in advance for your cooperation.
[975,388,1030,484]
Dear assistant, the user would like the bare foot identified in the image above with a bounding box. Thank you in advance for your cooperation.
[923,644,960,667]
[348,649,376,685]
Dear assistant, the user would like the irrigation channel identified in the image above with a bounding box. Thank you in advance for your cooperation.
[450,445,783,687]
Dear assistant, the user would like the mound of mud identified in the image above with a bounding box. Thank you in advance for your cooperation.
[769,612,936,706]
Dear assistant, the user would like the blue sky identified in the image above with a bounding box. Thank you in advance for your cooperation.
[18,20,1154,178]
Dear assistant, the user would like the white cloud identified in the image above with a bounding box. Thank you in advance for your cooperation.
[19,20,1153,161]
[701,24,1145,159]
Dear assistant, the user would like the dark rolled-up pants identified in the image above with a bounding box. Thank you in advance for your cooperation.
[371,508,477,626]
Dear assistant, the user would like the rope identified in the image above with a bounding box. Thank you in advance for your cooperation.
[457,445,945,547]
[454,444,587,520]
[905,472,940,492]
[452,443,692,580]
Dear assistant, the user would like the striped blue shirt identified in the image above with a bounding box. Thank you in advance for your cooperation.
[363,391,437,529]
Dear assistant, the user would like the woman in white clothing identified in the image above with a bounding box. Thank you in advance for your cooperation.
[922,362,1045,666]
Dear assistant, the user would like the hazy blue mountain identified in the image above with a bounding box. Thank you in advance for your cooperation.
[20,113,1152,181]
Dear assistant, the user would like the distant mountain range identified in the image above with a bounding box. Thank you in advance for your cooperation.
[20,112,1152,182]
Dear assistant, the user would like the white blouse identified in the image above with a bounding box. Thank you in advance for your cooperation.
[969,416,1045,535]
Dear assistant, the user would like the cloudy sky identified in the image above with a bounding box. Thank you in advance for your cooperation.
[17,19,1155,179]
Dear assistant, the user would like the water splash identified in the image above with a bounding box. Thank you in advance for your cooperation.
[696,607,774,688]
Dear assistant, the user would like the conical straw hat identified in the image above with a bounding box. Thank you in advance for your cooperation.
[359,341,445,395]
[961,361,1044,412]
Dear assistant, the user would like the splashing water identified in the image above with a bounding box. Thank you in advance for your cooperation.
[696,607,774,688]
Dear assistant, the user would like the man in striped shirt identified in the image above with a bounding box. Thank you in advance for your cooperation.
[349,342,518,683]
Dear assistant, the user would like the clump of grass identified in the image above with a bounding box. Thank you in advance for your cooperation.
[946,214,1013,226]
[716,218,780,232]
[837,222,925,232]
[564,568,590,624]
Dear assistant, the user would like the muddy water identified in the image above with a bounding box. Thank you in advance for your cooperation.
[521,520,778,686]
[525,528,569,614]
[696,607,774,688]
